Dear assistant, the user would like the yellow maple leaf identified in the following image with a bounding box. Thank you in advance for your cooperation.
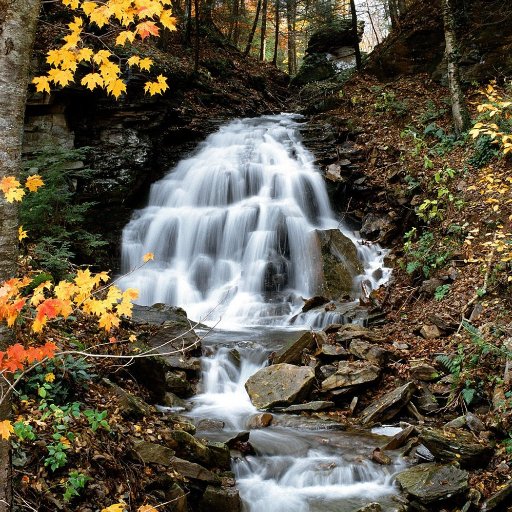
[74,268,95,290]
[127,55,140,67]
[100,61,121,80]
[138,505,158,512]
[106,286,122,304]
[81,73,104,91]
[54,281,77,301]
[77,47,94,62]
[25,174,44,192]
[5,187,26,203]
[159,10,177,31]
[138,57,153,71]
[89,6,109,28]
[122,288,139,300]
[106,79,126,99]
[99,312,120,331]
[45,372,55,383]
[0,420,14,441]
[68,16,83,32]
[143,252,154,262]
[93,49,112,65]
[32,76,51,94]
[63,31,81,49]
[116,299,133,317]
[18,226,28,242]
[128,334,137,342]
[51,68,74,87]
[101,504,126,512]
[62,0,80,8]
[82,1,97,16]
[0,176,21,193]
[116,30,135,46]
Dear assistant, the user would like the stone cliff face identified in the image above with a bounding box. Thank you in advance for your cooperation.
[366,0,512,83]
[24,56,288,270]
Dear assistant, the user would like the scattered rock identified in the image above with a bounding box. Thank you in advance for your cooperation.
[103,378,153,419]
[281,401,334,412]
[419,427,493,469]
[246,413,273,429]
[321,361,381,391]
[371,447,391,465]
[395,463,468,505]
[272,331,324,365]
[302,296,329,312]
[170,430,211,467]
[319,364,338,379]
[335,324,383,343]
[415,383,439,414]
[199,485,242,512]
[353,503,382,512]
[205,442,231,470]
[466,412,486,433]
[482,479,512,511]
[349,339,390,366]
[393,342,409,351]
[349,396,358,415]
[165,371,193,397]
[382,425,416,451]
[359,382,416,426]
[132,440,175,466]
[419,278,444,297]
[196,419,225,431]
[419,324,442,340]
[170,456,220,484]
[410,361,439,381]
[360,213,396,242]
[245,364,315,409]
[318,343,349,358]
[162,392,189,410]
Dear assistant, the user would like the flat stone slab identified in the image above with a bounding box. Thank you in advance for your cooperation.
[321,361,380,391]
[170,456,220,484]
[396,463,468,504]
[272,331,323,365]
[359,382,416,426]
[245,363,315,410]
[281,401,334,412]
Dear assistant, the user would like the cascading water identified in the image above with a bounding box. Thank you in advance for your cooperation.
[119,114,390,328]
[120,115,401,511]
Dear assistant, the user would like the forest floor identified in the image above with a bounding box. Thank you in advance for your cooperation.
[307,70,512,500]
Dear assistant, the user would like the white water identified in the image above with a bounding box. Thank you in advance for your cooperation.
[190,339,403,512]
[119,114,390,329]
[120,114,400,510]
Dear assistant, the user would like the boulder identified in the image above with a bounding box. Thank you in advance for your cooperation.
[415,383,439,414]
[245,364,315,410]
[306,19,363,54]
[418,427,493,469]
[272,331,324,365]
[170,456,220,484]
[318,343,348,358]
[419,324,442,339]
[360,213,396,242]
[382,425,416,451]
[291,54,336,87]
[132,440,175,466]
[353,504,382,512]
[165,371,193,397]
[246,413,273,429]
[395,463,468,505]
[131,303,190,326]
[170,430,211,467]
[162,392,189,410]
[281,401,334,413]
[359,382,416,426]
[312,229,363,300]
[321,361,380,391]
[302,295,329,312]
[410,361,439,381]
[205,442,231,470]
[335,324,383,343]
[349,339,390,366]
[196,419,225,431]
[199,485,242,512]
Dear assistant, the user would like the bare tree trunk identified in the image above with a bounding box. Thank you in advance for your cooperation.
[366,0,380,46]
[286,0,297,75]
[259,0,268,60]
[194,0,200,70]
[349,0,362,70]
[442,0,471,135]
[388,0,399,28]
[272,0,280,65]
[0,0,40,509]
[228,0,240,42]
[244,0,262,56]
[185,0,193,45]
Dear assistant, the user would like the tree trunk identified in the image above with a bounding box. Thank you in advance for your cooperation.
[286,0,297,75]
[244,0,262,57]
[442,0,471,135]
[194,0,200,70]
[259,0,268,60]
[272,0,280,65]
[349,0,362,70]
[388,0,399,28]
[185,0,193,45]
[228,0,239,42]
[0,0,40,509]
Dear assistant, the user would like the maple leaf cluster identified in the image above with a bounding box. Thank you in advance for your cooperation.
[32,0,176,98]
[0,174,44,203]
[0,341,57,373]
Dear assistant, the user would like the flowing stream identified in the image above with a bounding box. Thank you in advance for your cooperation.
[120,115,402,511]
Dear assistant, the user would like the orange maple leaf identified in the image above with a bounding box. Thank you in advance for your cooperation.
[135,21,159,40]
[0,420,14,441]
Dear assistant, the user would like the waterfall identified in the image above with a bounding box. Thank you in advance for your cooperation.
[119,114,390,327]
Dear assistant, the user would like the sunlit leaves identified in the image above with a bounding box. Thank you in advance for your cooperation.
[18,226,28,242]
[81,73,104,91]
[25,175,44,192]
[0,420,14,441]
[101,503,126,512]
[0,175,44,203]
[143,252,154,262]
[144,75,168,95]
[136,20,159,39]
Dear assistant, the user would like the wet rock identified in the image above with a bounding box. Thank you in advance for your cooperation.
[414,444,435,462]
[132,440,175,466]
[321,361,381,391]
[318,343,348,358]
[410,361,439,381]
[482,479,512,510]
[360,213,396,242]
[162,392,189,410]
[382,425,416,451]
[199,485,242,512]
[103,378,153,419]
[224,431,250,447]
[371,447,391,465]
[353,503,382,512]
[170,456,220,484]
[281,401,334,412]
[131,303,190,325]
[396,463,468,505]
[359,382,416,426]
[419,324,442,340]
[170,430,211,467]
[302,295,329,312]
[165,371,193,397]
[245,364,315,409]
[419,427,493,469]
[196,419,225,431]
[168,416,197,435]
[349,339,390,366]
[246,413,273,428]
[272,331,324,365]
[163,355,201,372]
[313,229,363,300]
[205,441,231,470]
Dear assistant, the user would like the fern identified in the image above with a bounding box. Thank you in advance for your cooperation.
[436,354,461,378]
